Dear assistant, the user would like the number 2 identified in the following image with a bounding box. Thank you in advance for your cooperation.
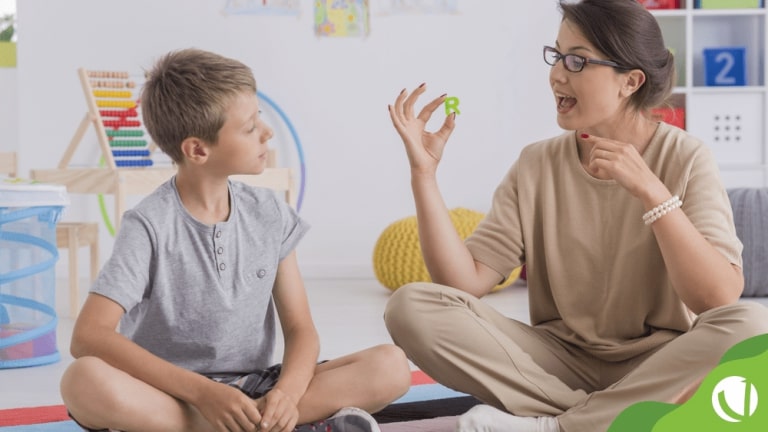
[714,52,736,85]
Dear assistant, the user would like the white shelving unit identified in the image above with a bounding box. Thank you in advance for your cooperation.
[650,0,768,187]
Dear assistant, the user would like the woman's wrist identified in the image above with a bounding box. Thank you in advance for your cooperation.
[637,180,672,210]
[643,195,683,225]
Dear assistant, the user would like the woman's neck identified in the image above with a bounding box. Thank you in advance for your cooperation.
[575,116,659,180]
[577,116,659,164]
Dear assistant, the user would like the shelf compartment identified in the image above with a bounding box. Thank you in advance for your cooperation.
[687,92,765,164]
[656,15,687,87]
[692,15,765,87]
[694,0,764,10]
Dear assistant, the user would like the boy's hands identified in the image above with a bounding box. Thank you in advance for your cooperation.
[388,83,456,177]
[193,381,301,432]
[256,388,300,432]
[196,381,262,432]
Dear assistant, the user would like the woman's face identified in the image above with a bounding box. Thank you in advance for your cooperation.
[549,19,631,132]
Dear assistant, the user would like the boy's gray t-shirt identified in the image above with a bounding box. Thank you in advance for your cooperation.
[91,178,309,375]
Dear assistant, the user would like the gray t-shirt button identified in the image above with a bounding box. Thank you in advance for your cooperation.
[219,263,226,271]
[215,231,223,238]
[217,247,224,255]
[257,269,266,278]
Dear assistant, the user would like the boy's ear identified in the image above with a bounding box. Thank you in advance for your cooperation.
[180,137,209,164]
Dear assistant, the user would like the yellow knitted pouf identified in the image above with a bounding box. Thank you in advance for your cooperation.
[373,207,521,291]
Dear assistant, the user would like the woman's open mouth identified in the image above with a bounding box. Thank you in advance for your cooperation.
[556,93,577,114]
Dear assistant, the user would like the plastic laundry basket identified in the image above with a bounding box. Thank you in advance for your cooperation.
[0,178,68,368]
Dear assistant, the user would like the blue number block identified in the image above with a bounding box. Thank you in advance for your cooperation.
[703,47,746,87]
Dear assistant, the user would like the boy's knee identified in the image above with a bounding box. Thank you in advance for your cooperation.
[62,357,106,391]
[370,344,411,397]
[361,345,410,407]
[372,343,408,365]
[61,356,118,409]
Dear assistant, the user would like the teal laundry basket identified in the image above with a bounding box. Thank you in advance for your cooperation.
[0,179,68,368]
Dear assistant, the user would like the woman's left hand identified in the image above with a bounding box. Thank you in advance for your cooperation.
[583,133,665,199]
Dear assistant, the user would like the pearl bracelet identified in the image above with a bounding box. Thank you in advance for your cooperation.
[643,195,682,225]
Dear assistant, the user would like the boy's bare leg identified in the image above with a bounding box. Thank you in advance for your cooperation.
[295,344,411,424]
[61,345,410,430]
[61,356,211,432]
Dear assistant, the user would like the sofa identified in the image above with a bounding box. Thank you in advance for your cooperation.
[727,188,768,305]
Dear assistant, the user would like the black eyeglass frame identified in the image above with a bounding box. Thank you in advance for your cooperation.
[543,46,631,73]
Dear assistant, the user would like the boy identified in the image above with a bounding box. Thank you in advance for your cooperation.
[60,48,411,432]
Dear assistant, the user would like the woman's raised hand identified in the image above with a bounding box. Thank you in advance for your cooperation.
[388,84,456,176]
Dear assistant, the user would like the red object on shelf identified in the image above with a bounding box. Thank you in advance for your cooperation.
[651,107,686,130]
[637,0,678,9]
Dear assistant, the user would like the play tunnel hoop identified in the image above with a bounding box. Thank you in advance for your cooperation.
[0,202,64,368]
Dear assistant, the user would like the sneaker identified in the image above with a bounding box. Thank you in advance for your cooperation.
[294,407,381,432]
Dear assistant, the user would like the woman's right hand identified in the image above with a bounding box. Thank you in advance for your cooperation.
[388,84,456,176]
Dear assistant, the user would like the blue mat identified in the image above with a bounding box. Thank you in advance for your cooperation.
[0,422,80,432]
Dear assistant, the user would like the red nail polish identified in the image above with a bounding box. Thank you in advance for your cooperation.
[581,133,589,139]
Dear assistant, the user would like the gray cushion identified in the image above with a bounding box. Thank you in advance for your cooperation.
[727,188,768,297]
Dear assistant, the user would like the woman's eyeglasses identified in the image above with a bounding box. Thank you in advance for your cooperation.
[543,46,630,73]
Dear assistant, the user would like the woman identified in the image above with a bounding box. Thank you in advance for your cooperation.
[384,1,768,431]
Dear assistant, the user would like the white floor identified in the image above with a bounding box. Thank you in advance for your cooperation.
[0,277,530,410]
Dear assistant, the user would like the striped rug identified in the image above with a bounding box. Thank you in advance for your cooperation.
[0,370,479,431]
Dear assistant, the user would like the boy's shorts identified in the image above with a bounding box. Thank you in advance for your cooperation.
[70,363,283,432]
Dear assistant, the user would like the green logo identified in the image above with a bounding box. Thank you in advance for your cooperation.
[711,376,758,422]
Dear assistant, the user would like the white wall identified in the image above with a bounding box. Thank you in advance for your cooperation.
[14,0,563,279]
[0,68,16,152]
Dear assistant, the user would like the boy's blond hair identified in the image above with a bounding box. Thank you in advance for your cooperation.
[141,48,257,163]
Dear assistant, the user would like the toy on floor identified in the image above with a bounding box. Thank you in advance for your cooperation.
[373,207,521,291]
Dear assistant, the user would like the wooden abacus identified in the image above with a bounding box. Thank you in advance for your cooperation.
[56,68,154,169]
[32,68,295,231]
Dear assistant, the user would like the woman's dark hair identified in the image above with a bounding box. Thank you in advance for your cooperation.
[559,0,675,112]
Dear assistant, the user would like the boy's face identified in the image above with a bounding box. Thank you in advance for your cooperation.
[208,90,273,176]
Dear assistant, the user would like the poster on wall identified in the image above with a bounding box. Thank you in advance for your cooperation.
[223,0,301,16]
[375,0,459,15]
[0,11,16,67]
[314,0,370,38]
